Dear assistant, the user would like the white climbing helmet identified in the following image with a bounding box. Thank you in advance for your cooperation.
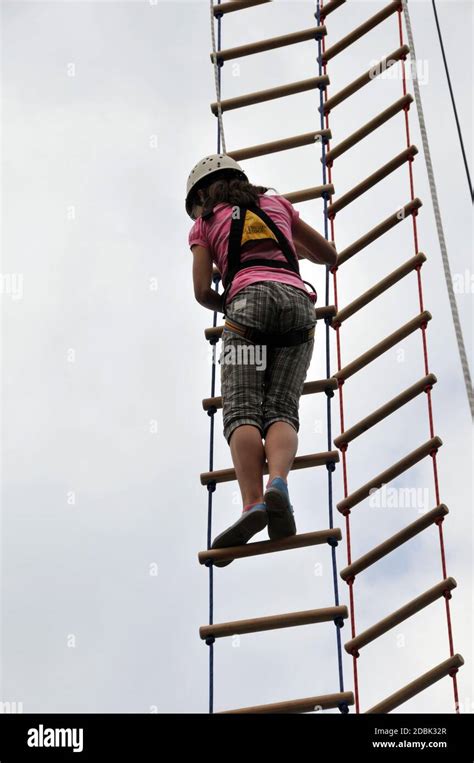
[185,154,248,218]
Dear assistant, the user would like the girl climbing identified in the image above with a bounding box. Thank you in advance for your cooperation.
[186,154,337,562]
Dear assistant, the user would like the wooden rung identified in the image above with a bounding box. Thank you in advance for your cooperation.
[334,311,432,382]
[228,130,331,162]
[322,0,402,64]
[205,305,337,343]
[325,95,412,166]
[303,376,339,394]
[211,25,326,63]
[334,374,437,448]
[345,578,457,655]
[333,253,426,326]
[213,0,272,15]
[337,198,422,265]
[328,146,418,218]
[284,184,334,204]
[322,45,409,113]
[315,305,337,320]
[366,654,464,714]
[201,395,219,412]
[198,527,342,566]
[201,450,339,485]
[200,605,348,640]
[340,504,449,581]
[210,75,329,114]
[218,690,354,714]
[203,376,338,411]
[337,436,442,514]
[319,0,346,20]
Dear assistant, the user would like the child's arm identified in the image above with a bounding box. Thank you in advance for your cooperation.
[294,240,312,261]
[293,217,338,267]
[191,244,225,313]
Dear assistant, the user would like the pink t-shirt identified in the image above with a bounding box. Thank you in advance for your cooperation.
[188,194,317,306]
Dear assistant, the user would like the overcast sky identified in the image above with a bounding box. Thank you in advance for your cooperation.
[1,0,472,715]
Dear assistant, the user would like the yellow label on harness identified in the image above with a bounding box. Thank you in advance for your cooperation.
[241,209,278,245]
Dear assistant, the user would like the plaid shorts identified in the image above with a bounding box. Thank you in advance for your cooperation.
[219,282,317,445]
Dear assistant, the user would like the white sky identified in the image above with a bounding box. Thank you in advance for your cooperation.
[1,0,472,714]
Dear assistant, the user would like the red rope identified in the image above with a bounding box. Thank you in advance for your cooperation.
[397,7,459,712]
[347,580,360,713]
[344,507,352,565]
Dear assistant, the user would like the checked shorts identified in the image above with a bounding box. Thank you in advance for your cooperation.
[219,281,317,445]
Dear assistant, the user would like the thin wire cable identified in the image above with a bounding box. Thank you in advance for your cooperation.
[431,0,473,202]
[402,0,473,419]
[316,0,346,704]
[210,0,227,153]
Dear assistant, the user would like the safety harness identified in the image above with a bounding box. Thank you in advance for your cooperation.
[202,202,317,347]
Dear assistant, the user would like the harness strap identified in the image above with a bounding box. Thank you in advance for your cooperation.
[224,317,315,347]
[225,204,300,289]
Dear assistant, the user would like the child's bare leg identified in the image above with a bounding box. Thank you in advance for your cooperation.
[229,425,265,506]
[264,421,298,483]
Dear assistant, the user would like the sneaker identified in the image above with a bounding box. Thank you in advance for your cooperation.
[211,502,268,567]
[264,477,296,540]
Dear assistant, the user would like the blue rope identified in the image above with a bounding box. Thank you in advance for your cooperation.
[315,0,345,701]
[206,281,221,715]
[205,0,224,717]
[206,360,216,714]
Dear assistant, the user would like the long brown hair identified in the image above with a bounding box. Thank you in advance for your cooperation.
[193,170,277,218]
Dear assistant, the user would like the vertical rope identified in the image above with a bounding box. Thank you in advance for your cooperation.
[397,3,460,713]
[316,3,361,714]
[401,0,473,419]
[315,0,346,708]
[205,0,226,716]
[205,302,219,715]
[210,1,227,153]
